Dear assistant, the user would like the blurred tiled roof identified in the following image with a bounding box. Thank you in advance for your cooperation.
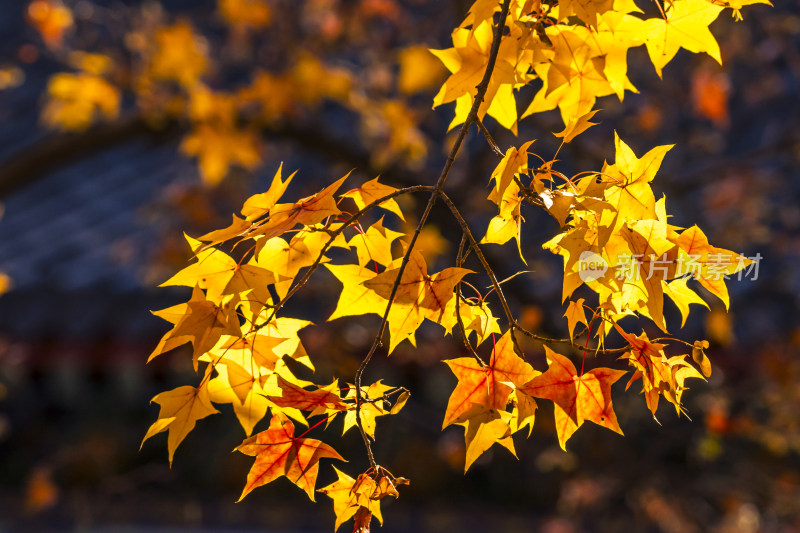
[0,141,185,292]
[0,138,192,340]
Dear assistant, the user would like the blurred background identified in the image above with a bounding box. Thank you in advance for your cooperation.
[0,0,799,531]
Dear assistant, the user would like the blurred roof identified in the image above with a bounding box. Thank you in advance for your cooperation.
[0,140,192,340]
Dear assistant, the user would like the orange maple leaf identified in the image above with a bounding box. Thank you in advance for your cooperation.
[522,346,626,449]
[673,225,751,309]
[442,330,536,428]
[236,412,343,501]
[27,0,73,48]
[249,174,348,243]
[267,376,348,416]
[613,322,705,417]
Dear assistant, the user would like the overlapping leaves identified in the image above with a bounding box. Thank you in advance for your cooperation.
[141,1,761,531]
[433,0,767,131]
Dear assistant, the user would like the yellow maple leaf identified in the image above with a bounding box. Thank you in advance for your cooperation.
[488,141,535,204]
[187,85,238,125]
[524,29,616,125]
[554,109,600,143]
[592,11,647,98]
[357,99,428,169]
[363,251,472,351]
[160,234,274,304]
[564,298,588,341]
[432,19,520,131]
[342,381,408,438]
[241,164,295,221]
[348,218,404,269]
[602,133,673,230]
[557,0,615,27]
[238,71,294,122]
[481,178,525,260]
[67,52,113,76]
[207,362,270,436]
[661,276,709,328]
[459,406,517,472]
[291,53,353,105]
[341,177,405,220]
[253,315,316,371]
[142,383,219,464]
[325,263,391,321]
[671,225,751,309]
[453,299,502,346]
[149,286,240,369]
[207,328,286,371]
[256,227,333,298]
[643,0,724,77]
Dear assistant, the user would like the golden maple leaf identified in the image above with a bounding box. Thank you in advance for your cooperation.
[142,384,219,464]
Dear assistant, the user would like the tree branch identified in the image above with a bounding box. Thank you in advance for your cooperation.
[437,190,522,355]
[353,0,513,471]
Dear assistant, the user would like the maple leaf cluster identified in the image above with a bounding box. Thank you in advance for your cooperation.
[143,167,428,530]
[32,1,438,186]
[137,0,762,531]
[433,0,769,132]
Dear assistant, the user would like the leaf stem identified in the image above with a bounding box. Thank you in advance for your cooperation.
[437,190,522,355]
[296,416,330,439]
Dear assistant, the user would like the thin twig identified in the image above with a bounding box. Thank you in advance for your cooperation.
[437,190,522,355]
[513,175,547,209]
[512,322,586,346]
[476,117,504,158]
[455,234,486,366]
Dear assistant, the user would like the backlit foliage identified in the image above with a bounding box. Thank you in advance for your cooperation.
[36,1,428,184]
[131,0,762,531]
